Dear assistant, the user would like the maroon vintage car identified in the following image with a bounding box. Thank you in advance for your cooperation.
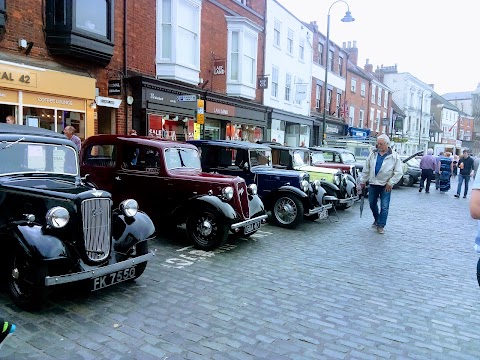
[80,135,267,251]
[309,146,358,182]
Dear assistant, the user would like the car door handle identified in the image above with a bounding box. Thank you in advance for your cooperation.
[115,176,121,181]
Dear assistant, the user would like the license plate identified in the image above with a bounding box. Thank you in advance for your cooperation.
[92,266,136,291]
[319,208,329,220]
[244,220,261,234]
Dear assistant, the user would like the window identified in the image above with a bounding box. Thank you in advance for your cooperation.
[45,0,114,65]
[274,19,281,47]
[383,90,388,108]
[287,29,293,54]
[272,66,279,98]
[360,82,366,97]
[126,146,161,170]
[336,93,341,110]
[349,106,355,126]
[338,56,344,76]
[377,87,382,106]
[327,89,332,106]
[295,77,304,105]
[230,32,239,81]
[316,84,321,109]
[161,0,172,59]
[242,32,256,85]
[177,0,199,67]
[285,73,292,101]
[328,50,334,71]
[351,78,357,93]
[370,108,375,130]
[318,43,323,65]
[359,110,364,128]
[376,110,381,131]
[371,84,376,104]
[84,145,116,168]
[299,39,304,61]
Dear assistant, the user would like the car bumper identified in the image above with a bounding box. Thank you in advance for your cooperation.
[339,195,359,206]
[230,214,268,230]
[44,252,155,287]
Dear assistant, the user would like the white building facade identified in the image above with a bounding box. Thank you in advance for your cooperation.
[264,0,313,146]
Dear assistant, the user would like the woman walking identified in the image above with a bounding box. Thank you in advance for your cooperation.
[438,151,453,193]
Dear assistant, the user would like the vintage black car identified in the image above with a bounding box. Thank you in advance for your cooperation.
[0,124,155,310]
[189,140,331,228]
[81,136,267,251]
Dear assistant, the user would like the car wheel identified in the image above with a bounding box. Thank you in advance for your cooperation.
[186,207,229,251]
[304,213,319,221]
[407,176,414,187]
[8,249,48,310]
[272,194,304,229]
[130,241,149,280]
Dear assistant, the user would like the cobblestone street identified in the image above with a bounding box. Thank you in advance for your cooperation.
[1,178,479,360]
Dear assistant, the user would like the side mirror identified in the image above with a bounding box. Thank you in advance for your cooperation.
[243,162,249,171]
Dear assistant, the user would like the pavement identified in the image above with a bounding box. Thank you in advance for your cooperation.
[1,177,479,359]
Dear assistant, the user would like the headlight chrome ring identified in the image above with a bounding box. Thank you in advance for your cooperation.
[222,186,234,201]
[301,179,309,192]
[247,184,258,195]
[120,199,138,217]
[46,207,70,228]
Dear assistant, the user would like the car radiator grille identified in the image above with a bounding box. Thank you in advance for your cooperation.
[81,198,112,262]
[236,182,250,219]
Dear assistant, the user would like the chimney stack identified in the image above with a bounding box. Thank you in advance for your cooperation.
[364,58,373,73]
[343,40,358,65]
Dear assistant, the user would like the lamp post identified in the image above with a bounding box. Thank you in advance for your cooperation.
[321,0,354,145]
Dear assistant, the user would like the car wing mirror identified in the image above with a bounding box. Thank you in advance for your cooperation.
[243,162,249,171]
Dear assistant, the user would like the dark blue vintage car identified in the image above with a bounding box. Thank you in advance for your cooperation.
[189,140,332,228]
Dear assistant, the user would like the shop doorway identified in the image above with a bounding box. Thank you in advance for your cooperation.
[0,104,16,123]
[97,107,115,134]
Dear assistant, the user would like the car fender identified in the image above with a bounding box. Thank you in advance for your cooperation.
[9,224,68,260]
[345,174,356,185]
[248,194,266,218]
[344,178,356,197]
[320,181,340,193]
[262,185,307,209]
[112,211,156,253]
[174,195,237,223]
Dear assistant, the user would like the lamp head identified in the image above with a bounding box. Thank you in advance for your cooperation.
[341,11,355,22]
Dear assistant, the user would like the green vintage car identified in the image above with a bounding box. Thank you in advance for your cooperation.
[269,144,358,210]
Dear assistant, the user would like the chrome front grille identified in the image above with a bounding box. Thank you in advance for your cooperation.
[81,198,112,262]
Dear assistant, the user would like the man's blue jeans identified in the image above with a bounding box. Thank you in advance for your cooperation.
[368,184,391,228]
[457,174,471,196]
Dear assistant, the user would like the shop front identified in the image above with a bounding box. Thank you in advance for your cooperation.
[205,97,266,143]
[0,60,96,141]
[268,109,313,147]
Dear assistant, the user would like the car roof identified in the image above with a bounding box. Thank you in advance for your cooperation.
[268,144,308,151]
[310,146,354,154]
[0,123,68,139]
[86,134,199,150]
[188,139,271,150]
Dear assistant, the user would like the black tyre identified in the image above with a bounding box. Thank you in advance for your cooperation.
[131,241,149,280]
[477,258,480,287]
[272,194,304,229]
[407,176,414,187]
[304,213,319,221]
[186,207,229,251]
[8,249,48,310]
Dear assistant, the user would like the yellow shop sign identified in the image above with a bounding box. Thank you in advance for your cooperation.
[23,92,85,111]
[0,69,37,88]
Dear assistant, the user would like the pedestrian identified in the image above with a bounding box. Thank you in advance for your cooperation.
[455,149,475,198]
[358,134,403,234]
[438,151,453,193]
[473,154,480,179]
[418,148,436,193]
[469,174,480,286]
[0,319,16,350]
[5,115,15,124]
[63,126,81,152]
[435,151,444,190]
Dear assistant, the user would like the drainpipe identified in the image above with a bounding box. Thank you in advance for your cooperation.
[123,0,128,135]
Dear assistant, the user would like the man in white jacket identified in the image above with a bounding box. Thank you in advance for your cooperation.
[358,134,403,234]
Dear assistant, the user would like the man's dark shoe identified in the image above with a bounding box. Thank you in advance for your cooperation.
[419,188,422,192]
[454,194,460,198]
[464,195,467,198]
[425,191,430,193]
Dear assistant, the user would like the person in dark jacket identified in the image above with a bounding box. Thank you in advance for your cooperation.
[455,150,475,198]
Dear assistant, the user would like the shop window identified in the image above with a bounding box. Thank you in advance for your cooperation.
[45,0,114,65]
[23,107,85,141]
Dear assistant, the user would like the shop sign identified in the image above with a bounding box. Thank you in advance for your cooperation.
[0,68,37,88]
[0,89,18,103]
[197,99,205,124]
[213,60,226,76]
[144,89,197,110]
[206,102,235,117]
[257,76,268,89]
[381,118,390,126]
[23,92,85,111]
[108,80,122,96]
[326,123,343,134]
[95,96,122,108]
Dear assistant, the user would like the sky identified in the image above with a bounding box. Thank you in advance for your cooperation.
[277,0,480,96]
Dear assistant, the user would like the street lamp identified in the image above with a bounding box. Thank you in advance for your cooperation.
[321,0,355,145]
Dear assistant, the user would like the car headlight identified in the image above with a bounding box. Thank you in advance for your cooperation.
[247,184,258,195]
[46,207,70,228]
[120,199,138,217]
[313,179,321,190]
[301,179,309,192]
[222,186,234,201]
[333,174,341,186]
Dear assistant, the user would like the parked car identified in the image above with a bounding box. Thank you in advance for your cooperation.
[189,140,331,228]
[309,147,359,181]
[0,125,155,310]
[400,151,423,186]
[268,144,358,210]
[81,136,267,250]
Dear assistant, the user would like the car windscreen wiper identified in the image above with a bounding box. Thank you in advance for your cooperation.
[0,137,25,150]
